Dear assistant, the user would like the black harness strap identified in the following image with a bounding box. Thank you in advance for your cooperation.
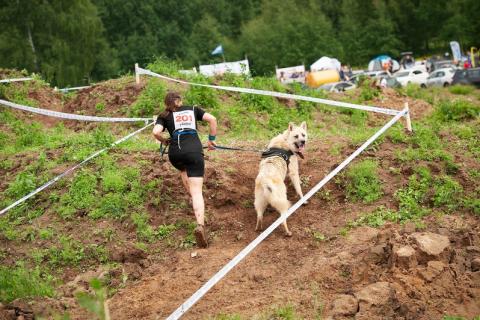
[261,148,294,165]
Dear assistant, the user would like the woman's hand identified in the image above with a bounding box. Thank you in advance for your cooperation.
[207,140,216,150]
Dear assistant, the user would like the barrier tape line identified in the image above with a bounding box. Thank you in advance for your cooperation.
[0,99,150,122]
[0,122,154,216]
[0,77,33,83]
[58,85,91,92]
[136,66,400,117]
[165,108,408,320]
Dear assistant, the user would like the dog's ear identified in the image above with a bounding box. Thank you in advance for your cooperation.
[288,122,295,131]
[300,121,307,130]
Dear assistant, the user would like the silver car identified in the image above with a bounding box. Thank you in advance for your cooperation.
[426,68,456,87]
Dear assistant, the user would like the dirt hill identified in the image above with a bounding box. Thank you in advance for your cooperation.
[0,73,479,320]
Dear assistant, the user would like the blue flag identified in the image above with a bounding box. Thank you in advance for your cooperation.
[211,45,223,56]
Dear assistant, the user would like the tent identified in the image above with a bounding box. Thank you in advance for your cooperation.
[368,55,400,72]
[310,57,341,72]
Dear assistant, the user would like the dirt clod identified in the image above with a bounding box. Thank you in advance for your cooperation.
[411,232,450,264]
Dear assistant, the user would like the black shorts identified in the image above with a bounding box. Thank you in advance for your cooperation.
[168,152,205,177]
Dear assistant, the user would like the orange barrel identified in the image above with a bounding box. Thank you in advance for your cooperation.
[306,70,340,88]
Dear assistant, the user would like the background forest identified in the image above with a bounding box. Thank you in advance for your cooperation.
[1,0,478,86]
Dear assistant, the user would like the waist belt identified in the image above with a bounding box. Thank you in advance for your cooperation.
[172,129,197,149]
[261,148,294,165]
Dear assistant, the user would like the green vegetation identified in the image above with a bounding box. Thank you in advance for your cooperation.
[76,279,109,320]
[2,0,479,85]
[0,263,54,302]
[129,78,166,117]
[448,85,476,95]
[435,100,480,122]
[343,159,383,203]
[0,54,478,318]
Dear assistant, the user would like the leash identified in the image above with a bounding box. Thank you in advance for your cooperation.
[205,145,263,153]
[159,141,169,160]
[160,141,262,160]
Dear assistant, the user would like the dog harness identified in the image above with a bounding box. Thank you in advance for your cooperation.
[261,148,294,165]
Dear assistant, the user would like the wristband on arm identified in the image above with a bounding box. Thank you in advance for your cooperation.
[208,135,216,141]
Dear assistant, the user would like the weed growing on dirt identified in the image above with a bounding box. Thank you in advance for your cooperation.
[147,56,183,77]
[76,278,109,320]
[0,262,54,302]
[131,212,156,242]
[435,100,479,122]
[93,125,114,148]
[129,78,166,117]
[394,167,432,220]
[46,236,86,267]
[269,304,302,320]
[185,79,220,110]
[349,206,400,228]
[58,170,97,218]
[357,77,380,101]
[432,175,463,211]
[448,85,476,95]
[343,159,383,203]
[0,81,38,106]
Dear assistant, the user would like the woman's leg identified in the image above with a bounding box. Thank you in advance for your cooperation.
[188,177,205,225]
[180,170,190,195]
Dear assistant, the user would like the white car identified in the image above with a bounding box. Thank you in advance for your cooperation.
[426,68,455,87]
[394,68,429,87]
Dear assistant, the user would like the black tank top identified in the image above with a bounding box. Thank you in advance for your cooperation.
[156,106,206,154]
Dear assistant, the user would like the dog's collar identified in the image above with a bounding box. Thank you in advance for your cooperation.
[261,148,294,165]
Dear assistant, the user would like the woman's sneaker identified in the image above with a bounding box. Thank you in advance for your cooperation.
[194,224,208,248]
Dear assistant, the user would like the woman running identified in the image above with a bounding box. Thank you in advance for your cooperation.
[153,92,217,248]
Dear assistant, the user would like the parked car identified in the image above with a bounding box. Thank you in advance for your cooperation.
[364,70,389,78]
[381,76,402,88]
[452,68,480,87]
[394,68,428,87]
[427,59,458,73]
[426,68,456,87]
[319,81,357,93]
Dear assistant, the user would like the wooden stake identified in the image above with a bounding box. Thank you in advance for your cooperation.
[135,63,140,84]
[404,102,412,132]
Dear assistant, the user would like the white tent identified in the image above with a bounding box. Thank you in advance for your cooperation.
[310,57,341,72]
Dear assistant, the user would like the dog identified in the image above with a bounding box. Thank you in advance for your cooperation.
[254,122,307,236]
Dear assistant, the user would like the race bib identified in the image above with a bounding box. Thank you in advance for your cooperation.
[173,110,196,131]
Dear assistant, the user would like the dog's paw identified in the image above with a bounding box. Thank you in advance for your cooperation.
[284,231,292,237]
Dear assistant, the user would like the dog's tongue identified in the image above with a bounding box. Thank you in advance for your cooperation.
[297,145,305,159]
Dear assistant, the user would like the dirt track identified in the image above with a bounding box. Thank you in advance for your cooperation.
[1,78,479,319]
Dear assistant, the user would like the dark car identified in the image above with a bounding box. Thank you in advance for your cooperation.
[452,68,480,87]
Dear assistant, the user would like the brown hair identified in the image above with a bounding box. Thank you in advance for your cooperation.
[160,91,182,118]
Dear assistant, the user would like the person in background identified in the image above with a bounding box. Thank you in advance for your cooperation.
[339,65,345,81]
[153,92,217,248]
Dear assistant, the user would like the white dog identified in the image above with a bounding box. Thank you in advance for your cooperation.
[254,122,307,236]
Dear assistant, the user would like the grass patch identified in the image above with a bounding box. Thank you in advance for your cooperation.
[343,159,383,203]
[435,100,479,122]
[448,84,476,95]
[0,262,54,302]
[129,78,166,117]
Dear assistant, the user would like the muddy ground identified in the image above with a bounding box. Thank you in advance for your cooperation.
[0,77,479,320]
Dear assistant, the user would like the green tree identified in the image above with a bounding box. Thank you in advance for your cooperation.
[0,0,117,86]
[339,0,402,66]
[238,0,342,75]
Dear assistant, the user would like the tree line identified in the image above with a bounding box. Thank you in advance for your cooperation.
[0,0,478,86]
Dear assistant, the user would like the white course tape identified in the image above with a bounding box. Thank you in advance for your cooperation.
[136,66,400,116]
[58,85,91,92]
[0,122,154,216]
[0,99,150,122]
[165,108,408,320]
[0,77,33,83]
